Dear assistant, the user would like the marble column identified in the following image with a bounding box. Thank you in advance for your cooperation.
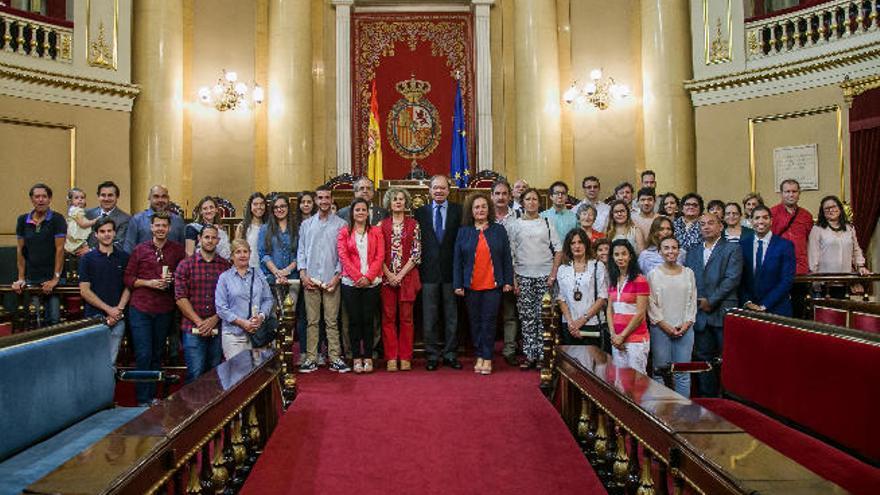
[513,0,562,187]
[131,0,184,209]
[640,0,695,194]
[333,0,353,176]
[267,0,313,190]
[473,0,494,171]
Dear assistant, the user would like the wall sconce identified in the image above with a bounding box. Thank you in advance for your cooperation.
[197,70,264,111]
[563,69,630,110]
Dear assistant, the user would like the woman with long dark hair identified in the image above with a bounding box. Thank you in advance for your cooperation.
[659,193,680,219]
[556,229,608,347]
[606,239,650,373]
[338,197,384,373]
[258,194,299,308]
[638,216,676,276]
[296,191,316,225]
[722,202,753,243]
[235,192,267,268]
[809,195,871,298]
[453,192,513,375]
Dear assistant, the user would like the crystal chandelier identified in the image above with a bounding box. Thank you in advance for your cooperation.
[197,70,264,111]
[563,69,630,110]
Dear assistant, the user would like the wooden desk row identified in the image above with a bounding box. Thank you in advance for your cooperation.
[552,345,845,494]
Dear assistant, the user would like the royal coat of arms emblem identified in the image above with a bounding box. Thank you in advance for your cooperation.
[386,76,441,160]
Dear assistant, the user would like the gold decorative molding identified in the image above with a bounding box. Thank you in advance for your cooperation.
[747,105,845,199]
[703,0,732,65]
[841,74,880,106]
[0,61,139,98]
[687,44,880,93]
[86,0,118,70]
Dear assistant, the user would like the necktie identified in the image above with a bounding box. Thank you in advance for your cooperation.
[755,239,764,274]
[434,204,444,242]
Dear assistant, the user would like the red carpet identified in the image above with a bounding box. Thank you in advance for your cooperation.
[241,359,605,494]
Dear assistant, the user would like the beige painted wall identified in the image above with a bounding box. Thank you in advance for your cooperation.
[0,95,130,245]
[568,0,644,197]
[695,84,850,211]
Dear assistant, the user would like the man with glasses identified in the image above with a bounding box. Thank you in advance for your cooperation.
[574,176,610,232]
[337,177,388,225]
[769,179,813,317]
[511,179,529,214]
[541,181,578,238]
[675,193,705,253]
[124,211,186,406]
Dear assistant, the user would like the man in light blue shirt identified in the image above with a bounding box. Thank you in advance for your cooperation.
[540,180,578,239]
[297,185,349,373]
[123,185,186,254]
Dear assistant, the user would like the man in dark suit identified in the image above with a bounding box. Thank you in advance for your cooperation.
[740,205,796,316]
[685,213,743,397]
[415,175,463,370]
[336,176,389,225]
[86,181,131,250]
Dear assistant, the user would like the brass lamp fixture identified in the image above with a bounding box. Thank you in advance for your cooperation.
[198,70,264,111]
[563,69,630,110]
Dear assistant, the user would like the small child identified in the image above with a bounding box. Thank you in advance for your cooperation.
[65,188,97,256]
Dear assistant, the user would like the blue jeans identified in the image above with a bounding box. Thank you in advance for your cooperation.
[649,324,695,398]
[465,288,502,360]
[182,330,222,382]
[97,319,126,370]
[129,307,174,405]
[693,324,724,397]
[28,293,60,326]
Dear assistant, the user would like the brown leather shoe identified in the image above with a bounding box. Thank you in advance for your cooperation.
[400,360,412,371]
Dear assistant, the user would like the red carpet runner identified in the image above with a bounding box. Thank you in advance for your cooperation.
[241,360,605,494]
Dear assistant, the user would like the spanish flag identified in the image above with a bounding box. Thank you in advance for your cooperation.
[367,80,383,183]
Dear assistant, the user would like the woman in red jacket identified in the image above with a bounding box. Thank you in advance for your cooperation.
[379,187,421,372]
[337,198,385,373]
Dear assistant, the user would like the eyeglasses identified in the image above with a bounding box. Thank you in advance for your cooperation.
[683,202,699,207]
[273,205,288,210]
[551,191,566,196]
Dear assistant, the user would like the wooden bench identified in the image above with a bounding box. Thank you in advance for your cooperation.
[551,308,880,494]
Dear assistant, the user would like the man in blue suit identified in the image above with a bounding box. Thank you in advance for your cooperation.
[740,205,796,316]
[685,213,743,397]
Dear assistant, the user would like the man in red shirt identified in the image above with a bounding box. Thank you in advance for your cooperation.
[770,179,813,317]
[124,211,186,406]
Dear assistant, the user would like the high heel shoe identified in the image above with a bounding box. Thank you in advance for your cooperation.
[474,358,484,373]
[481,359,492,375]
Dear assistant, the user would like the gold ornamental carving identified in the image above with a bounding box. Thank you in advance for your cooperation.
[841,74,880,107]
[747,30,761,56]
[709,18,730,64]
[88,22,114,69]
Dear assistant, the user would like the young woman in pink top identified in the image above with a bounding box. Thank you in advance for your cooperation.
[606,239,650,373]
[337,198,385,373]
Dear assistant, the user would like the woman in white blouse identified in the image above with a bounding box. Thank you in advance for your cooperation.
[508,188,563,369]
[809,195,870,298]
[647,236,697,397]
[556,229,608,349]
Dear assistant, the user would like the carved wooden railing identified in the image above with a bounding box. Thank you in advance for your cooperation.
[25,348,285,495]
[554,345,846,494]
[0,5,72,63]
[0,284,83,330]
[746,0,880,60]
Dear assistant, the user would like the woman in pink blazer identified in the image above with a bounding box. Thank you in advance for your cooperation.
[337,198,385,373]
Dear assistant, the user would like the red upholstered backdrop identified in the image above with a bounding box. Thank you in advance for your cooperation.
[352,13,475,180]
[849,87,880,250]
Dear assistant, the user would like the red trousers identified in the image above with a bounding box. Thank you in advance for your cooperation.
[381,285,414,360]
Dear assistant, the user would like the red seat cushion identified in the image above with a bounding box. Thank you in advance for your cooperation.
[813,305,848,326]
[696,398,880,495]
[722,313,880,463]
[851,312,880,334]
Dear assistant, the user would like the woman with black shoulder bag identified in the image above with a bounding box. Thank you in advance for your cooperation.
[556,229,609,349]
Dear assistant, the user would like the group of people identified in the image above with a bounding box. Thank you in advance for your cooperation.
[11,168,870,403]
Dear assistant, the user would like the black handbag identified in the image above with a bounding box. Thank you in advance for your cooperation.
[592,260,612,353]
[248,270,278,348]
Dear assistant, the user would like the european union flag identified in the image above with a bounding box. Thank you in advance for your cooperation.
[449,79,469,188]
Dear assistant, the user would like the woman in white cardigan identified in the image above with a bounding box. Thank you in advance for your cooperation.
[647,236,697,397]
